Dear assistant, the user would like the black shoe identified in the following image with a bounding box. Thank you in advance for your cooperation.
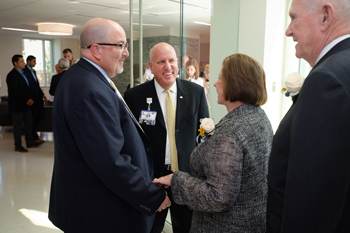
[15,146,28,152]
[27,141,44,148]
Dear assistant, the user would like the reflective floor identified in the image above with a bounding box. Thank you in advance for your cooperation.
[0,126,61,233]
[0,126,172,233]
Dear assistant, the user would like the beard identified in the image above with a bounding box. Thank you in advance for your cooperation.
[117,64,123,74]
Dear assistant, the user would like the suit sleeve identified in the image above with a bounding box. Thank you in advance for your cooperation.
[198,87,210,126]
[69,90,165,216]
[280,70,350,232]
[6,71,31,104]
[49,76,57,96]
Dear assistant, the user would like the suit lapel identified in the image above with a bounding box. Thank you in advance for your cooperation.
[176,80,187,127]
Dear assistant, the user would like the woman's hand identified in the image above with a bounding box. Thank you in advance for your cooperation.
[153,174,173,188]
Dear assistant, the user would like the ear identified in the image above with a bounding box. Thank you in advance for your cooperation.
[90,44,102,60]
[320,3,334,32]
[148,61,153,74]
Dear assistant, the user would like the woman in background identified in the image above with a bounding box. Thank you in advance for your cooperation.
[203,64,210,104]
[186,58,203,87]
[154,53,273,233]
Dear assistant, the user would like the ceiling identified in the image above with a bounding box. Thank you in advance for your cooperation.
[0,0,211,39]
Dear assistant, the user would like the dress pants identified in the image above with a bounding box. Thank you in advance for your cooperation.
[31,103,44,140]
[12,110,35,148]
[150,167,193,233]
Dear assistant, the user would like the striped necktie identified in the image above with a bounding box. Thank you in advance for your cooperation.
[164,89,179,172]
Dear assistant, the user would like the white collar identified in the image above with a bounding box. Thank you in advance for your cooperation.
[315,34,350,65]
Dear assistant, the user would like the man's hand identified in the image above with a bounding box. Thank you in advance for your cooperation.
[26,99,34,106]
[153,174,173,188]
[157,193,171,212]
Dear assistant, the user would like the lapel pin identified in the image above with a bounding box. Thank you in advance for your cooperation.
[180,96,183,99]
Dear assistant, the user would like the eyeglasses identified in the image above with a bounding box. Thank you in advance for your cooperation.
[86,43,128,51]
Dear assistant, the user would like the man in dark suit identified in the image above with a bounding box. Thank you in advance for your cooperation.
[124,42,209,233]
[48,18,170,233]
[24,55,46,143]
[267,0,350,232]
[49,58,69,96]
[6,55,43,152]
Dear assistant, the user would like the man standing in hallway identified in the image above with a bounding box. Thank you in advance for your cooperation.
[124,42,209,233]
[24,55,46,143]
[49,18,170,233]
[62,48,79,66]
[267,0,350,232]
[6,55,43,152]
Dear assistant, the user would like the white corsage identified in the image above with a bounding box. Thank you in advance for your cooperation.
[282,72,304,97]
[196,118,215,144]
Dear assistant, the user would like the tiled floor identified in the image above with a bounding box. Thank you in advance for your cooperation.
[0,126,173,233]
[0,126,61,233]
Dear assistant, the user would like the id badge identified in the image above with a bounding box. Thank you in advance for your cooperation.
[139,110,157,125]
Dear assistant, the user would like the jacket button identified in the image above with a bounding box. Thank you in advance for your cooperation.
[150,172,154,177]
[147,148,150,152]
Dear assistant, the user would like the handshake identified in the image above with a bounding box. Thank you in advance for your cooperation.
[154,174,173,212]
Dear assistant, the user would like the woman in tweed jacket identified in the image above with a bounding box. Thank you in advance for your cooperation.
[154,53,273,233]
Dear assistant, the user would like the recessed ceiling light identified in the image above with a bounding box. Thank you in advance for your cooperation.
[194,21,211,26]
[133,23,163,27]
[2,27,37,33]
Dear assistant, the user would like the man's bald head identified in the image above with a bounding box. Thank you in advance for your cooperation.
[80,18,123,50]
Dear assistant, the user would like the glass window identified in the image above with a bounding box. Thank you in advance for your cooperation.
[22,39,53,86]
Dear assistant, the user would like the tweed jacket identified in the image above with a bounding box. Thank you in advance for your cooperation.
[171,104,273,233]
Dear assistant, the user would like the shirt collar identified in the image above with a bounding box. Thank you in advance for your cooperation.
[315,34,350,65]
[154,78,177,95]
[26,65,33,71]
[82,57,111,83]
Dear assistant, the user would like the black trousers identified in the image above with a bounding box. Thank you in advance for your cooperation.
[150,168,193,233]
[31,103,44,140]
[12,110,34,148]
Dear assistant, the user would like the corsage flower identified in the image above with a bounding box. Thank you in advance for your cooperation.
[196,118,215,144]
[282,72,304,97]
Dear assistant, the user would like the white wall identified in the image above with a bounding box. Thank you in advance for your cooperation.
[0,35,22,97]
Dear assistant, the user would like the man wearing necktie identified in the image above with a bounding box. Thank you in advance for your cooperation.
[6,55,43,152]
[24,55,46,143]
[124,42,209,233]
[48,18,170,233]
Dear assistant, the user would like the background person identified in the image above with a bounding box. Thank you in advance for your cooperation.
[49,58,69,97]
[126,63,148,91]
[154,53,273,233]
[267,0,350,232]
[124,42,209,233]
[49,18,170,233]
[186,58,203,87]
[62,48,79,67]
[6,55,43,152]
[24,55,46,143]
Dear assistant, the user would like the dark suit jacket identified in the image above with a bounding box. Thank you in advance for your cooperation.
[124,79,209,178]
[23,66,44,105]
[49,70,67,96]
[48,58,165,233]
[267,38,350,232]
[6,68,32,112]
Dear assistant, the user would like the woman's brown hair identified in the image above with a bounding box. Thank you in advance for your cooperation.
[221,53,267,106]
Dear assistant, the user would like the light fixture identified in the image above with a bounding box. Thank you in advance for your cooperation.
[194,21,211,26]
[38,23,74,36]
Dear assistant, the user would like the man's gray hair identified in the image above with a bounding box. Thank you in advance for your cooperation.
[306,0,350,22]
[58,58,70,69]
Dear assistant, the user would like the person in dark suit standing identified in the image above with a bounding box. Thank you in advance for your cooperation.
[124,42,209,233]
[6,55,43,152]
[267,0,350,232]
[49,58,69,97]
[48,18,170,233]
[23,55,46,143]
